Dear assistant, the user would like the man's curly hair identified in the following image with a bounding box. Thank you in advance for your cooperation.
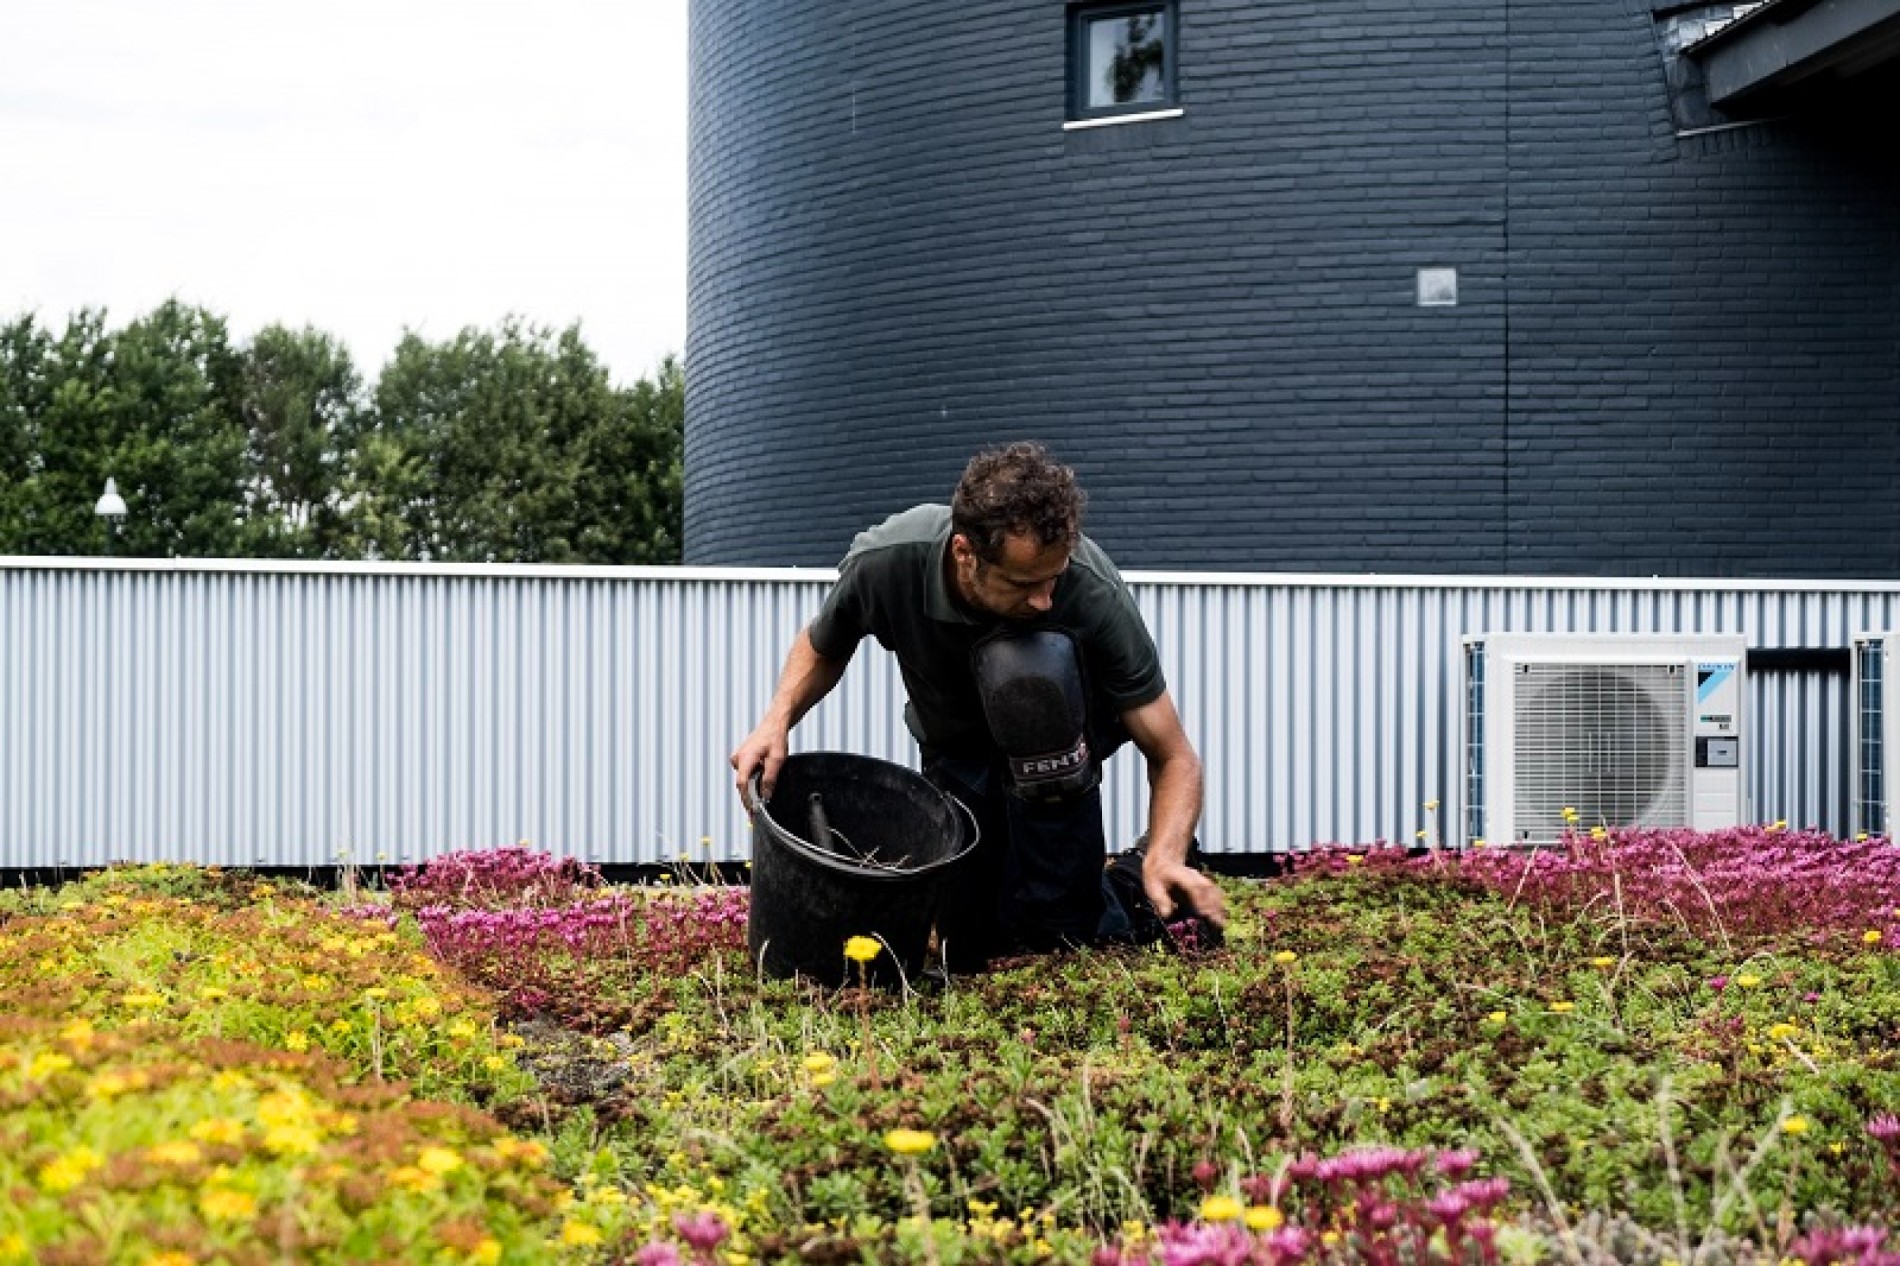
[951,442,1086,564]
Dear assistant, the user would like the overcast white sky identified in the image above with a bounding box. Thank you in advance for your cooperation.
[1,0,688,386]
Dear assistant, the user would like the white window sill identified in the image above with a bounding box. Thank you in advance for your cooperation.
[1062,107,1185,131]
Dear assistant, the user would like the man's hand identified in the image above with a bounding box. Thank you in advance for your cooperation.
[730,721,790,808]
[1142,854,1228,928]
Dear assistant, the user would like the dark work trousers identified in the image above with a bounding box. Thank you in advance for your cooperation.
[924,751,1144,972]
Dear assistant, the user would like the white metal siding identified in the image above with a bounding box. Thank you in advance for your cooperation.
[4,559,1897,868]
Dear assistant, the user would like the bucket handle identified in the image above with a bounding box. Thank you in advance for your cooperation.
[944,789,980,864]
[745,771,982,873]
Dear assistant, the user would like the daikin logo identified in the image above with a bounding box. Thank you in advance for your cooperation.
[1696,662,1736,703]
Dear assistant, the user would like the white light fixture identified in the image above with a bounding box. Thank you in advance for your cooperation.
[94,477,127,520]
[95,477,127,555]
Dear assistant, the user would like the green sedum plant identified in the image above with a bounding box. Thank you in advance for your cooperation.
[4,828,1898,1263]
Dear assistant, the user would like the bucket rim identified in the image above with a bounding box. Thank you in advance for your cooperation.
[747,763,978,881]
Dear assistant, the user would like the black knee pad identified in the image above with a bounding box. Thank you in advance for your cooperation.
[970,628,1101,803]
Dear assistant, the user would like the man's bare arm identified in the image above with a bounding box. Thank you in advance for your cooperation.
[729,627,853,804]
[1121,691,1226,927]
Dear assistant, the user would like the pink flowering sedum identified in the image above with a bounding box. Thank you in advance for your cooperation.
[1430,826,1900,948]
[402,851,750,1027]
[1784,1224,1900,1266]
[1099,1145,1506,1265]
[672,1209,731,1252]
[391,844,605,912]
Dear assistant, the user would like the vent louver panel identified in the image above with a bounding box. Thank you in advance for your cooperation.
[1512,663,1687,842]
[1855,641,1885,838]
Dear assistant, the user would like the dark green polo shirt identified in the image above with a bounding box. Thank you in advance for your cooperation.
[807,504,1166,756]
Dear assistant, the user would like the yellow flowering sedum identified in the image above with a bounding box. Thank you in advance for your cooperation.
[884,1128,937,1155]
[147,1140,204,1166]
[36,1146,102,1193]
[389,1164,443,1193]
[87,1070,141,1100]
[263,1123,322,1157]
[190,1117,246,1146]
[28,1051,74,1080]
[492,1136,550,1168]
[199,1187,259,1221]
[417,1146,464,1176]
[1198,1195,1243,1222]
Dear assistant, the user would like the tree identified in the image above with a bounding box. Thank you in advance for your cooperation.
[97,302,251,557]
[0,314,52,550]
[3,311,116,554]
[329,430,428,562]
[570,353,683,564]
[1,304,683,563]
[237,325,365,558]
[362,320,682,563]
[2,303,249,557]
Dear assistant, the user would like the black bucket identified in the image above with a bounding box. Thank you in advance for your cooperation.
[748,751,977,988]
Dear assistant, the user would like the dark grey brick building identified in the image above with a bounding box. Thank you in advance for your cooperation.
[684,0,1900,576]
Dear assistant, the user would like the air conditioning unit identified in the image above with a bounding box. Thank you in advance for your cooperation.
[1462,633,1747,846]
[1851,632,1898,839]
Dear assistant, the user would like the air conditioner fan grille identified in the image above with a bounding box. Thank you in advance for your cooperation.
[1513,663,1687,841]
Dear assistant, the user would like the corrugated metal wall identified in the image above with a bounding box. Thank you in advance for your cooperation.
[5,559,1898,868]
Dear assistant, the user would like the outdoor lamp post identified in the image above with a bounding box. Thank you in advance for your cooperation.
[94,477,127,554]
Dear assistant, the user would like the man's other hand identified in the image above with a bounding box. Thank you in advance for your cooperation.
[1142,856,1228,929]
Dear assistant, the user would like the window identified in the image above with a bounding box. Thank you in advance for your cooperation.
[1069,1,1178,123]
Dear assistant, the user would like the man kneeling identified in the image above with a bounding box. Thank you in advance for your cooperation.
[730,442,1225,970]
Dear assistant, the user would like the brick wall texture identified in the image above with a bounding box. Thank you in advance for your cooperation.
[683,0,1900,576]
